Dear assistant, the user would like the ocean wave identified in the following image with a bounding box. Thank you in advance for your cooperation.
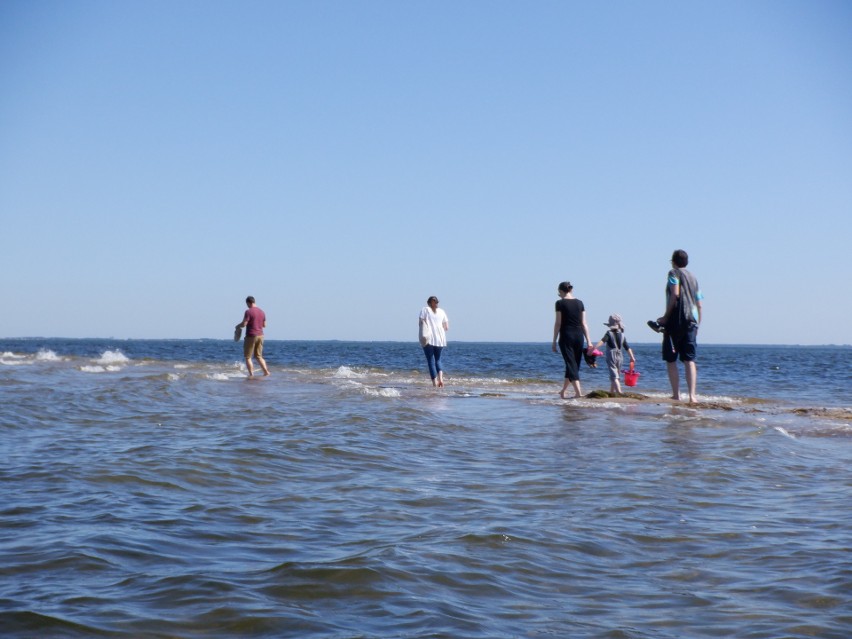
[80,365,105,373]
[35,349,61,361]
[95,349,130,365]
[774,426,796,440]
[593,400,627,410]
[362,386,402,398]
[333,366,367,379]
[205,366,246,380]
[775,414,852,438]
[0,353,30,366]
[80,365,123,373]
[696,393,738,404]
[451,375,513,386]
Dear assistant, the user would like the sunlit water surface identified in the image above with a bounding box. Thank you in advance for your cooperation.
[1,339,850,638]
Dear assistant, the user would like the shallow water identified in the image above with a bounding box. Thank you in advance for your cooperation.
[1,340,850,637]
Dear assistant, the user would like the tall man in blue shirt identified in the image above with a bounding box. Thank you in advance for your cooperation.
[656,250,703,403]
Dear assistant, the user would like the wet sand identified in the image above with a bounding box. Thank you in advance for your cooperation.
[584,390,852,422]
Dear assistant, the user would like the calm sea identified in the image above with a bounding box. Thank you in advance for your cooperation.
[1,338,850,638]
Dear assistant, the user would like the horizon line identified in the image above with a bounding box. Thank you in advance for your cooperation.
[2,336,850,348]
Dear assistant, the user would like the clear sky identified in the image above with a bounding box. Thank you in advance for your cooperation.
[2,1,850,344]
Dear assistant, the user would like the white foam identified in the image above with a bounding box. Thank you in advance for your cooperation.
[774,426,796,440]
[643,391,674,401]
[80,365,106,373]
[333,366,366,379]
[1,353,30,366]
[362,386,401,398]
[664,411,714,423]
[207,367,246,380]
[36,349,61,361]
[95,350,130,365]
[596,401,625,410]
[451,376,514,387]
[698,394,738,404]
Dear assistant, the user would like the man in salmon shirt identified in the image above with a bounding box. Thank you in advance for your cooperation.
[236,296,270,377]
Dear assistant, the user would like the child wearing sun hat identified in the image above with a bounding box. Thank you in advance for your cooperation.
[592,314,636,394]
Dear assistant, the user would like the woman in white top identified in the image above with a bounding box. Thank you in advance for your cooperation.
[419,296,449,387]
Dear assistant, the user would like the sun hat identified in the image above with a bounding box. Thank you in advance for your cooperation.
[604,314,624,330]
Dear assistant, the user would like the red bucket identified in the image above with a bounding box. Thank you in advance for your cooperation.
[623,362,640,387]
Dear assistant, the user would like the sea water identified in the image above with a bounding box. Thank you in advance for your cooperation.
[1,339,850,638]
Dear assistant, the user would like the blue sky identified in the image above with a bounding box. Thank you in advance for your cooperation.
[2,1,850,344]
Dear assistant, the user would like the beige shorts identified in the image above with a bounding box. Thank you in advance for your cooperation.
[244,335,264,359]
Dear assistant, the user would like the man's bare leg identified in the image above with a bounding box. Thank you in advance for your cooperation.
[667,361,680,400]
[257,355,270,376]
[685,361,697,403]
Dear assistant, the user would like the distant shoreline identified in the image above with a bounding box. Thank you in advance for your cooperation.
[2,337,850,348]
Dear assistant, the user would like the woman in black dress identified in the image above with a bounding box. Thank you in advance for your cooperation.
[551,281,593,399]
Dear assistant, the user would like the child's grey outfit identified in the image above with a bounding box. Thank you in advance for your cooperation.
[601,330,630,381]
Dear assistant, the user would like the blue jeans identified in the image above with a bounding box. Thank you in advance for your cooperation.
[423,345,444,379]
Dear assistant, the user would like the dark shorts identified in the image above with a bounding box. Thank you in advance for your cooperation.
[662,325,698,363]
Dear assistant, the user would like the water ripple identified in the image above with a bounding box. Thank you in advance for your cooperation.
[2,342,851,637]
